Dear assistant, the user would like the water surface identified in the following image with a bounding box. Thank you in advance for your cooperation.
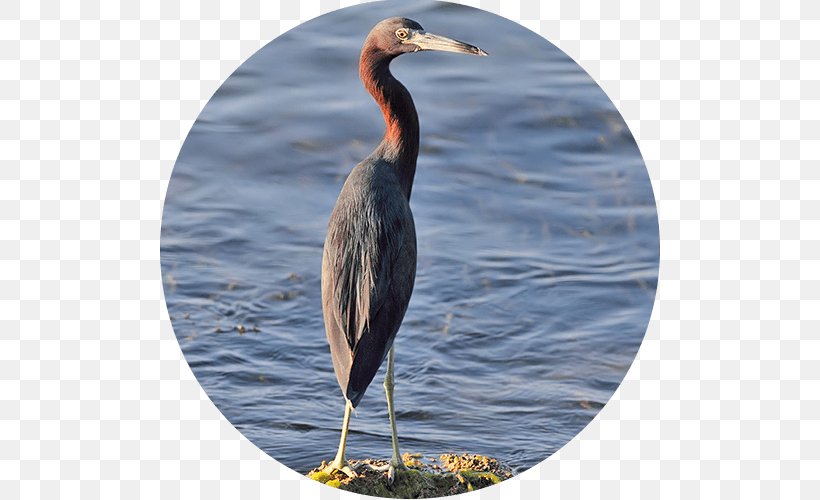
[161,1,658,475]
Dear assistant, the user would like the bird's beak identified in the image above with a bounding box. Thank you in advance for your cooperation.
[406,30,488,56]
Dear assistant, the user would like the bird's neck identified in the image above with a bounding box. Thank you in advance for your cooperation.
[360,51,419,199]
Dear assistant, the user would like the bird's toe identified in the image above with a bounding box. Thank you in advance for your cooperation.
[386,464,396,486]
[339,465,358,478]
[322,461,358,479]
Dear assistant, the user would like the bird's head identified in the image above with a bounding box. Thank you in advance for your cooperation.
[364,17,488,58]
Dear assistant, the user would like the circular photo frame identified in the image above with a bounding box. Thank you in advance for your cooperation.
[161,1,658,497]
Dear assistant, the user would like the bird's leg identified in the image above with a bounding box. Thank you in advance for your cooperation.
[384,345,404,466]
[382,345,406,484]
[350,346,407,485]
[323,399,357,478]
[331,399,353,468]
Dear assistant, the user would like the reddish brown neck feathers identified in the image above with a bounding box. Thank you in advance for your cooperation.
[359,45,419,199]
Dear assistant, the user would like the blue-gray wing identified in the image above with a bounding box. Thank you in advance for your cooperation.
[321,166,416,407]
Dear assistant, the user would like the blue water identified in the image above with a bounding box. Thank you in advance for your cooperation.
[161,1,658,475]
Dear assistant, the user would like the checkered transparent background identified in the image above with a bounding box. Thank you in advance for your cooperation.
[1,0,817,498]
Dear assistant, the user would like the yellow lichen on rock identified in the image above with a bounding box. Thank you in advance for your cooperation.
[306,470,333,484]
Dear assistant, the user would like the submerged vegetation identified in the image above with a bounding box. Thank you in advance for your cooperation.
[307,453,512,498]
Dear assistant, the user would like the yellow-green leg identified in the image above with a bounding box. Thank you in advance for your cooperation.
[340,345,406,485]
[383,345,405,482]
[323,399,356,477]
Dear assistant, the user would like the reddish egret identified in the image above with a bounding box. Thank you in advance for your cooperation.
[320,17,486,482]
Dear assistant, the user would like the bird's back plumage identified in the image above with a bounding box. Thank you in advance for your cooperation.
[321,158,417,407]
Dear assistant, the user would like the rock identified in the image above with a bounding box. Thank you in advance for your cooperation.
[306,453,513,498]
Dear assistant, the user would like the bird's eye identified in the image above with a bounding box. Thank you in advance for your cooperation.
[395,29,409,40]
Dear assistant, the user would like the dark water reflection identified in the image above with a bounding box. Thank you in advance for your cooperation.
[161,1,658,474]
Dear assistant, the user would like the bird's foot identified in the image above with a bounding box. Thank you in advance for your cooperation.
[321,460,358,479]
[354,459,406,486]
[385,461,405,486]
